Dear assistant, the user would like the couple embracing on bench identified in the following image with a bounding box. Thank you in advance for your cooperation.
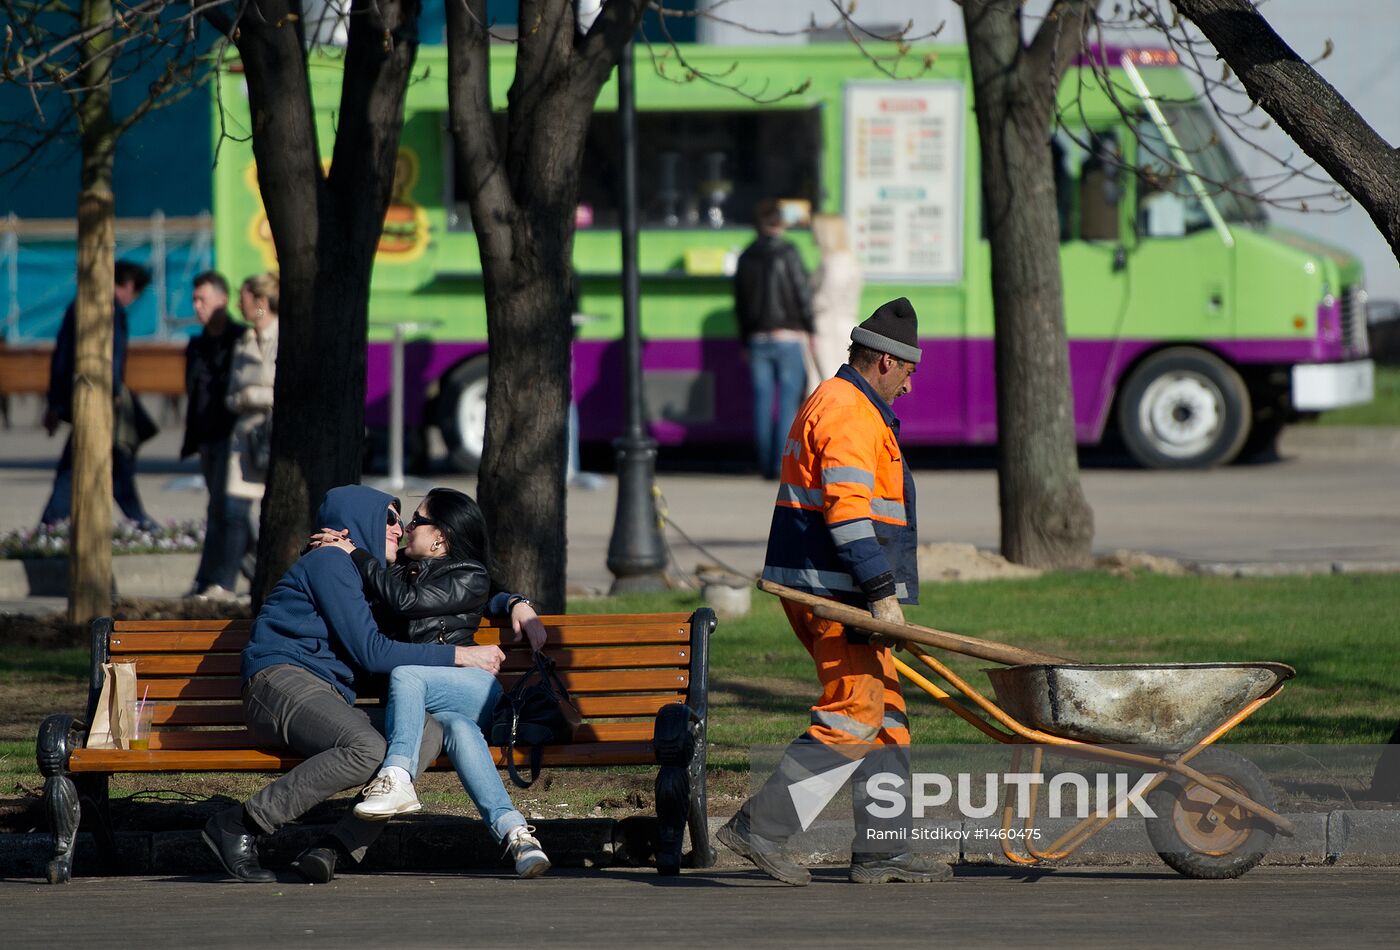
[202,485,552,883]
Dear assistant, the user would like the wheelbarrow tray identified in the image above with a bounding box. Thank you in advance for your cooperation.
[983,662,1296,748]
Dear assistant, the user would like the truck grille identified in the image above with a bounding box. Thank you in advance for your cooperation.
[1340,285,1369,355]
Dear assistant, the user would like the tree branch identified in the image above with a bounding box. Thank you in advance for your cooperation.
[1169,0,1400,259]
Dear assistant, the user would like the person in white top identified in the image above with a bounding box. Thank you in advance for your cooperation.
[202,272,278,599]
[809,215,865,381]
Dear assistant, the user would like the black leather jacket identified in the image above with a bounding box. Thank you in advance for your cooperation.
[733,234,815,340]
[350,548,490,645]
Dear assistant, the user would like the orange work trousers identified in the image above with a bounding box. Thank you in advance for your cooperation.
[784,601,910,747]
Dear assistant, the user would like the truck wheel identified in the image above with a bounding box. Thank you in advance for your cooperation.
[436,356,488,473]
[1144,747,1277,880]
[1118,348,1251,469]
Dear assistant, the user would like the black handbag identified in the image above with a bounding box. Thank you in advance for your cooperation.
[245,415,272,474]
[489,652,582,789]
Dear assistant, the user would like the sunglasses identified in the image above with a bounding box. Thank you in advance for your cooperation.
[386,508,402,528]
[406,515,439,532]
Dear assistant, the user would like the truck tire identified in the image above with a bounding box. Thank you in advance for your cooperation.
[1144,747,1278,880]
[436,356,489,473]
[1118,347,1251,469]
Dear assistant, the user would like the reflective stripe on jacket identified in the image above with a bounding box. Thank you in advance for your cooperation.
[761,364,919,605]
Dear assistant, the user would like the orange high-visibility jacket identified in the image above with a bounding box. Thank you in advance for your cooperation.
[761,364,919,605]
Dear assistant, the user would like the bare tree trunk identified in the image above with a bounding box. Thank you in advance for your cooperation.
[1169,0,1400,266]
[227,0,425,600]
[447,0,646,610]
[963,0,1096,569]
[68,0,117,623]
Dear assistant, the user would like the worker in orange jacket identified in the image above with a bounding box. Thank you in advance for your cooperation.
[718,297,951,886]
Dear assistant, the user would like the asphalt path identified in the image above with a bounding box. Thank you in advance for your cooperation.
[1,416,1398,596]
[1,867,1395,948]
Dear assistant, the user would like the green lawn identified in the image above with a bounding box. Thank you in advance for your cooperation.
[574,573,1400,764]
[1315,365,1400,425]
[5,573,1398,788]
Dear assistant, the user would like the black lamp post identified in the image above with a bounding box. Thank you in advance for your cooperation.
[606,38,668,593]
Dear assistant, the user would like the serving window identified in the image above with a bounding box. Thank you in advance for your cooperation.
[447,107,824,232]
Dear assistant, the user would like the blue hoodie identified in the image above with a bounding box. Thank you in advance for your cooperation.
[241,485,456,702]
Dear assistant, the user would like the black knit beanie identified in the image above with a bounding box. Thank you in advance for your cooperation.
[850,297,921,364]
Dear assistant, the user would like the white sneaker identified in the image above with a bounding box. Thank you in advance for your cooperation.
[504,825,550,878]
[195,584,237,602]
[353,771,422,820]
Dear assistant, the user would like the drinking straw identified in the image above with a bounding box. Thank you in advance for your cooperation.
[138,685,150,730]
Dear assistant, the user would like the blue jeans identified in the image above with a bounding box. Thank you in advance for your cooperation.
[748,339,807,479]
[40,435,154,528]
[193,440,231,590]
[382,665,526,843]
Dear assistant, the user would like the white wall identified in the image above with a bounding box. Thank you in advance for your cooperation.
[698,1,1400,305]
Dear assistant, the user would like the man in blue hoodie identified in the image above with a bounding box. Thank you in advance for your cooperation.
[202,485,507,883]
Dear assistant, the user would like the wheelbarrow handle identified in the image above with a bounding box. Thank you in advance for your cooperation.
[756,579,1078,667]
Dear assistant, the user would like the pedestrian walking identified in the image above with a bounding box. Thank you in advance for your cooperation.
[734,199,815,480]
[718,297,951,886]
[181,271,246,598]
[39,260,159,531]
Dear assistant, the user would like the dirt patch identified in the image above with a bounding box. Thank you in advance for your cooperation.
[1094,549,1189,577]
[917,543,1188,582]
[917,542,1042,582]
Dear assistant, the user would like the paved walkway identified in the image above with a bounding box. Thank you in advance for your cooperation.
[2,415,1398,602]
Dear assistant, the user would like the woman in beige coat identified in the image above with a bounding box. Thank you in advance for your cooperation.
[201,272,278,598]
[809,215,865,381]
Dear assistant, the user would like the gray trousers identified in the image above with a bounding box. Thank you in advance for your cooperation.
[241,664,444,862]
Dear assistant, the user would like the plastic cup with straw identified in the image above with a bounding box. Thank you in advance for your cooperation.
[129,686,152,751]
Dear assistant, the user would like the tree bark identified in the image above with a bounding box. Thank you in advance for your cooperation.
[227,0,425,600]
[68,0,117,623]
[1168,0,1400,266]
[447,0,647,611]
[963,0,1096,568]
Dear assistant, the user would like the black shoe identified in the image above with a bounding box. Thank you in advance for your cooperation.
[849,852,954,884]
[202,811,274,883]
[292,846,339,884]
[716,813,810,886]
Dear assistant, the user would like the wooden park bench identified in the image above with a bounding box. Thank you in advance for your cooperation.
[37,609,716,883]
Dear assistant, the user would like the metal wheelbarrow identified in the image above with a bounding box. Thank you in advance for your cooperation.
[759,580,1297,880]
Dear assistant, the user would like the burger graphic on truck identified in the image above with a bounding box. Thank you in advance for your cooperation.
[245,148,430,266]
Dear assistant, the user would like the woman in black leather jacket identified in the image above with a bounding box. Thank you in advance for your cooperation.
[312,487,551,877]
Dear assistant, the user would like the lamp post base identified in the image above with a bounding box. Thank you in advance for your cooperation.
[606,435,669,593]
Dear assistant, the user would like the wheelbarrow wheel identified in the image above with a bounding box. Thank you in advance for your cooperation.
[1145,747,1277,880]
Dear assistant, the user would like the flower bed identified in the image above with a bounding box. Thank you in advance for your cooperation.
[0,521,206,560]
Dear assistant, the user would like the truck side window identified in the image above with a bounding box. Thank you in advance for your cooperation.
[446,108,824,232]
[1050,129,1121,243]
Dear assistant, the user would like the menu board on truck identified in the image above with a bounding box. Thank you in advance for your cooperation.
[844,81,965,282]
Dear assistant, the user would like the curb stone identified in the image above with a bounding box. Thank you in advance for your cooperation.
[3,809,1398,879]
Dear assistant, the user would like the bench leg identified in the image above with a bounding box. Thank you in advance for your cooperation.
[687,715,715,869]
[45,774,81,884]
[79,774,120,874]
[654,703,703,876]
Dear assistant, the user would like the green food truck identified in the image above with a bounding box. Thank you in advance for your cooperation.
[212,42,1374,470]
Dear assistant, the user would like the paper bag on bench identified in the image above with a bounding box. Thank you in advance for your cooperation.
[88,661,137,749]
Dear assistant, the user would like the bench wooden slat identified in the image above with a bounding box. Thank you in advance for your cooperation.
[111,623,691,654]
[140,721,655,751]
[110,612,691,634]
[70,742,658,773]
[133,668,688,701]
[146,691,686,727]
[126,645,688,678]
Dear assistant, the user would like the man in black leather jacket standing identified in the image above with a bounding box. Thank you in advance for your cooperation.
[734,199,816,480]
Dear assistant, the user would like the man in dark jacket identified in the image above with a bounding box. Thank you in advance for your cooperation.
[202,485,507,884]
[734,199,816,479]
[181,272,245,598]
[38,260,157,530]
